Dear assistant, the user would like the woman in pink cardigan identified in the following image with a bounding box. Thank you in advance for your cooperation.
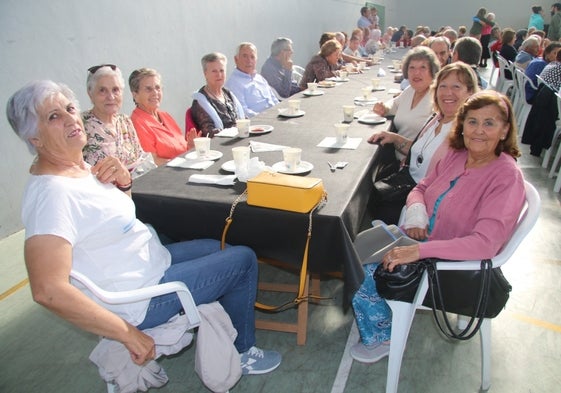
[351,91,526,363]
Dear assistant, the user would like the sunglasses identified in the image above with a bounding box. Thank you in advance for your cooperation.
[88,64,117,74]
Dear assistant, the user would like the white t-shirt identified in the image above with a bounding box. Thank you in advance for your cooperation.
[386,86,433,159]
[22,173,171,325]
[409,120,453,183]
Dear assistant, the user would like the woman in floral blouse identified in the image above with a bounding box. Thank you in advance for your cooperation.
[82,64,155,178]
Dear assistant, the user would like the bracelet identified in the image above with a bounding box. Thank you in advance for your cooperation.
[115,179,133,192]
[395,140,408,152]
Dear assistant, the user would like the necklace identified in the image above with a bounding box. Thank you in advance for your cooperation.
[205,86,224,103]
[416,121,441,166]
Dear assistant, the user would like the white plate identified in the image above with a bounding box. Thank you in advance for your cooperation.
[354,96,378,103]
[391,70,402,74]
[326,77,349,83]
[221,160,236,172]
[278,108,306,118]
[272,161,314,174]
[353,109,369,119]
[303,89,325,96]
[184,150,223,161]
[318,81,337,88]
[358,114,387,125]
[371,86,386,91]
[250,125,274,134]
[387,88,402,94]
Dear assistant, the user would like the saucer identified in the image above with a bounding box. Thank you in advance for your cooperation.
[185,150,223,161]
[220,160,236,172]
[250,125,274,134]
[318,80,337,88]
[371,86,386,91]
[278,108,306,118]
[358,114,387,125]
[354,96,378,103]
[272,161,314,174]
[303,89,325,96]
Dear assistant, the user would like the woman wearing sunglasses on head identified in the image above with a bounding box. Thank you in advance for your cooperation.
[82,64,156,178]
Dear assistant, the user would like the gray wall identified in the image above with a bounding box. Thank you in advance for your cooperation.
[0,0,536,238]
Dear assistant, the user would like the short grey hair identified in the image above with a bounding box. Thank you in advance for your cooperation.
[201,52,227,72]
[236,42,257,56]
[87,65,125,93]
[401,46,441,80]
[521,35,541,50]
[128,68,161,94]
[271,37,293,56]
[6,80,79,154]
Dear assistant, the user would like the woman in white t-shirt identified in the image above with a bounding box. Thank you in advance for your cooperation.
[6,80,281,376]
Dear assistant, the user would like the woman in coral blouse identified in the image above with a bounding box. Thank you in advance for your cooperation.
[129,68,198,165]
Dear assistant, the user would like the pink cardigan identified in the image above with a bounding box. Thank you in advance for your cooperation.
[406,149,525,261]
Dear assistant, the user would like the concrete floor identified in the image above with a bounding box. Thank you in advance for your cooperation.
[1,68,561,393]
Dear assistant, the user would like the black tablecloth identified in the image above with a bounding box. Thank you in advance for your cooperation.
[132,51,406,304]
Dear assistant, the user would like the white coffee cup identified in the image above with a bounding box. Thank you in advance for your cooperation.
[307,82,318,92]
[342,105,355,123]
[236,119,250,138]
[287,99,301,115]
[339,70,348,79]
[362,87,371,100]
[371,78,381,89]
[334,123,350,144]
[194,137,211,158]
[283,147,302,172]
[359,61,367,70]
[392,60,402,71]
[232,146,250,173]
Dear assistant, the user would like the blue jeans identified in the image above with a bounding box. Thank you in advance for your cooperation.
[136,239,257,353]
[352,263,392,346]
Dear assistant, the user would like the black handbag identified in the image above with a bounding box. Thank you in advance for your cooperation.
[374,259,512,340]
[372,167,417,202]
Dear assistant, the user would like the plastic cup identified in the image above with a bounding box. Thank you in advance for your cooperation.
[362,87,372,100]
[343,105,355,123]
[287,99,301,115]
[283,147,302,172]
[307,82,318,92]
[232,146,250,173]
[334,123,350,144]
[339,70,348,79]
[359,61,367,70]
[194,137,211,158]
[236,119,250,138]
[371,78,381,89]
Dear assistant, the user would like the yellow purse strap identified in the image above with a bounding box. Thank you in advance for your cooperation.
[221,191,329,312]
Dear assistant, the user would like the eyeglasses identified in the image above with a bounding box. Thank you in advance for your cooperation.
[88,64,117,74]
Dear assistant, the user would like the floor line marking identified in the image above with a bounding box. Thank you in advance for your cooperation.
[331,320,359,393]
[509,312,561,333]
[0,278,29,302]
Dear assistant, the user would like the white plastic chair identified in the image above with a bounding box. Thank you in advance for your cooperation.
[496,55,514,96]
[70,270,201,393]
[382,181,540,393]
[547,92,561,192]
[514,68,536,131]
[292,65,305,84]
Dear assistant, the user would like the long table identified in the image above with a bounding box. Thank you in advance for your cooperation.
[132,52,405,307]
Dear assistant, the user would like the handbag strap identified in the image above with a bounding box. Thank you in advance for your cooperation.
[221,189,329,312]
[425,259,492,340]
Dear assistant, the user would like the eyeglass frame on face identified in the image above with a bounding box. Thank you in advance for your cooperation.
[88,64,117,74]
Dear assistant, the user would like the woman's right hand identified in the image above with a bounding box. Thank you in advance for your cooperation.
[123,324,156,365]
[373,102,386,116]
[405,226,429,241]
[368,130,395,145]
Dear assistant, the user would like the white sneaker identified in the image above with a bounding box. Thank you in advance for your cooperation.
[350,341,390,363]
